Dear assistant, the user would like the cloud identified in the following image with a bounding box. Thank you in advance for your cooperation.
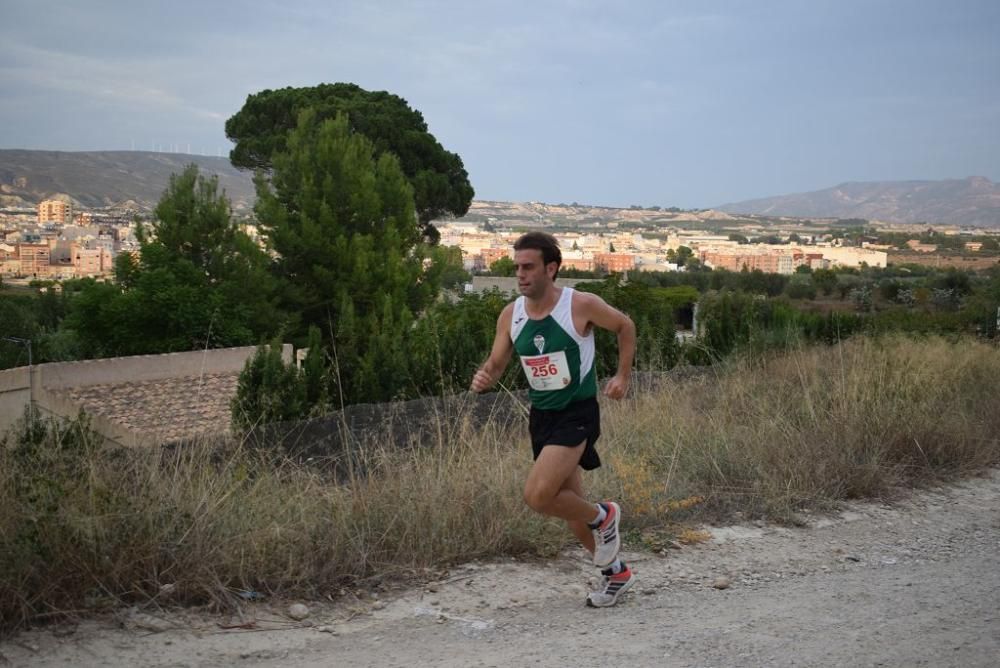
[0,41,227,123]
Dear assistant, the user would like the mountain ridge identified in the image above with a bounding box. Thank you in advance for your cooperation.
[716,176,1000,227]
[1,150,997,227]
[0,149,256,212]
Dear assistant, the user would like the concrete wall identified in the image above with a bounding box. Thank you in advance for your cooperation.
[0,345,292,444]
[0,366,30,429]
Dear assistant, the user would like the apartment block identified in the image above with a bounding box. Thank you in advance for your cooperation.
[701,250,794,274]
[478,246,512,271]
[593,253,636,273]
[37,200,73,225]
[74,246,113,276]
[561,257,594,272]
[16,243,52,277]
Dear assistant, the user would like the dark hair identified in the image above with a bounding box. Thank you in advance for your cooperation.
[514,232,562,278]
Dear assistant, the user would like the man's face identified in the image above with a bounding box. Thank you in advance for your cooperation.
[514,248,556,298]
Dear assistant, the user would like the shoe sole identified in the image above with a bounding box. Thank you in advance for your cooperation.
[585,573,636,608]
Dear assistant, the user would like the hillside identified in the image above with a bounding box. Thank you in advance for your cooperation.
[0,150,256,212]
[716,177,1000,228]
[3,149,997,229]
[0,149,749,227]
[459,200,743,227]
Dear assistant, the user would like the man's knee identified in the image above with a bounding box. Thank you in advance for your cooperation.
[523,481,554,513]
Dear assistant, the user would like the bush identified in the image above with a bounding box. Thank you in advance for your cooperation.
[231,341,308,431]
[785,277,817,300]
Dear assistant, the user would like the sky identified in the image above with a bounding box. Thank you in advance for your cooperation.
[1,0,998,208]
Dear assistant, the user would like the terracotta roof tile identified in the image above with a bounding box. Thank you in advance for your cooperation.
[60,372,239,442]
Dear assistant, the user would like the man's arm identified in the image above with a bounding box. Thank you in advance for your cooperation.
[577,292,636,400]
[470,303,515,393]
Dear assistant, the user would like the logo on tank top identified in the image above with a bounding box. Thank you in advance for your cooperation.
[533,334,545,354]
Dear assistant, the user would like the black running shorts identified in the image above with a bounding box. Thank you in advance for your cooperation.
[528,396,602,471]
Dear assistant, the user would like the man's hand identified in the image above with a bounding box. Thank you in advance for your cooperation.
[472,304,514,394]
[470,367,496,393]
[603,374,630,400]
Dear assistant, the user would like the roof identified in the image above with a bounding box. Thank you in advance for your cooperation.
[59,372,239,443]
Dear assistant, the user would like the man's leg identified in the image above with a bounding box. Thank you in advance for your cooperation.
[561,467,596,555]
[523,441,599,524]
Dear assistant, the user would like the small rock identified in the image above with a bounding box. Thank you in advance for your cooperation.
[287,603,310,621]
[642,589,656,596]
[316,625,338,634]
[130,613,173,633]
[712,577,732,590]
[372,601,386,611]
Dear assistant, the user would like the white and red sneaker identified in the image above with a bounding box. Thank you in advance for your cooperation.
[591,501,622,567]
[586,564,636,608]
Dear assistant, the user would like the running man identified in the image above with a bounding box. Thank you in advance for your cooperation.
[470,231,637,607]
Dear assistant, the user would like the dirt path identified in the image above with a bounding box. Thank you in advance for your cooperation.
[4,470,999,667]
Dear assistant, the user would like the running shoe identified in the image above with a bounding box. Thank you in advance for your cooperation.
[586,564,636,608]
[591,501,621,567]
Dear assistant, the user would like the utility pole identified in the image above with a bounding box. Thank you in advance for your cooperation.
[3,337,33,422]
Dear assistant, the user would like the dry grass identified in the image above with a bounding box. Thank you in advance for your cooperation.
[0,410,561,633]
[1,334,998,632]
[593,334,1000,522]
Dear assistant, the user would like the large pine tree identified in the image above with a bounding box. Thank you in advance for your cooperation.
[254,111,438,404]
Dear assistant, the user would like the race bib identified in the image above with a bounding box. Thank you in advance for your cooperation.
[520,351,572,391]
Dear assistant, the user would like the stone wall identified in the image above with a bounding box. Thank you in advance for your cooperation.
[0,345,292,445]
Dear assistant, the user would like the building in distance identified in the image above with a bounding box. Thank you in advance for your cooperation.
[38,199,73,225]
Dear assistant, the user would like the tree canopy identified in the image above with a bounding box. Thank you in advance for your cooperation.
[64,165,282,357]
[225,83,475,228]
[251,110,446,404]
